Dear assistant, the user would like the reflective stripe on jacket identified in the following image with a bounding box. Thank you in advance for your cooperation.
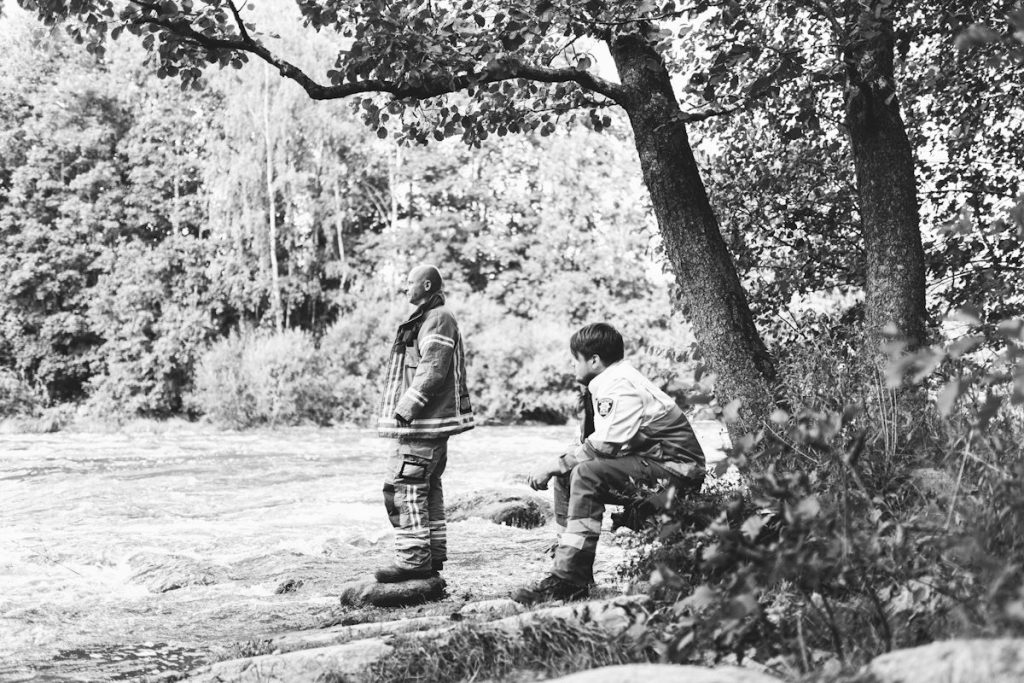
[377,300,474,439]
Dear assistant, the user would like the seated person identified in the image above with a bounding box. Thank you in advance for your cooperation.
[512,322,706,605]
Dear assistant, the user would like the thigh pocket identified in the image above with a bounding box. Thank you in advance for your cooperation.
[399,460,427,480]
[396,444,433,481]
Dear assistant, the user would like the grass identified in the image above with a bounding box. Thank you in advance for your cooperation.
[361,615,655,683]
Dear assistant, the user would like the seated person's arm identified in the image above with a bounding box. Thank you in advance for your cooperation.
[528,440,620,490]
[548,382,646,477]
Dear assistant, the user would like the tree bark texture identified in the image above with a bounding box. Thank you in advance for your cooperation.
[844,4,927,351]
[609,33,779,431]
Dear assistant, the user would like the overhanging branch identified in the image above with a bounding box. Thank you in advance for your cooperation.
[130,5,627,104]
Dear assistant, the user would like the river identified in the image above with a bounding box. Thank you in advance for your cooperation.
[0,422,727,681]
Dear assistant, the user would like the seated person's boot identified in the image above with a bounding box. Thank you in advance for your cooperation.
[511,574,589,606]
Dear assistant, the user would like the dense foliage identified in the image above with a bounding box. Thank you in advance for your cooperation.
[0,8,691,426]
[618,319,1024,673]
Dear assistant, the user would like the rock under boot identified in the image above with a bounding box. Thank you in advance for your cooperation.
[374,564,439,583]
[510,574,590,606]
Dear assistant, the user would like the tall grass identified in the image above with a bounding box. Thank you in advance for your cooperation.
[363,617,654,682]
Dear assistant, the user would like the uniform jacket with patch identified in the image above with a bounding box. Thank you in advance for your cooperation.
[559,360,705,482]
[377,294,475,439]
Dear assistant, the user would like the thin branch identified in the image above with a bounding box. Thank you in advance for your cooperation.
[225,0,251,43]
[676,100,748,123]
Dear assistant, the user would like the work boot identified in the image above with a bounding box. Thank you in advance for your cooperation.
[511,574,590,606]
[374,564,438,583]
[431,559,444,572]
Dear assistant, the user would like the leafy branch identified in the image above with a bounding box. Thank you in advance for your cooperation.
[125,0,627,103]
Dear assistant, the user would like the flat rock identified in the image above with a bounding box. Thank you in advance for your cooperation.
[128,553,227,593]
[337,577,445,608]
[447,489,552,528]
[867,638,1024,683]
[271,615,454,654]
[458,597,524,618]
[547,664,782,683]
[188,595,656,682]
[495,595,652,641]
[186,638,391,683]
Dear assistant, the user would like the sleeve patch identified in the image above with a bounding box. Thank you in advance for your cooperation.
[596,397,615,417]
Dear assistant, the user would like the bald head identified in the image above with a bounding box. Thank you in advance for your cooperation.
[404,264,443,304]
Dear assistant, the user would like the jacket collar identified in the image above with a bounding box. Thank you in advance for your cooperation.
[405,291,445,323]
[396,292,446,341]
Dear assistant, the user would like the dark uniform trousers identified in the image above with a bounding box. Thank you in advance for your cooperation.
[552,456,684,585]
[382,438,448,569]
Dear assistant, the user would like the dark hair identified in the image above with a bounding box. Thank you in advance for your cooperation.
[570,323,624,364]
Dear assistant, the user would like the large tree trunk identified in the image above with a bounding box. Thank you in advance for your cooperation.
[609,33,778,433]
[845,3,927,353]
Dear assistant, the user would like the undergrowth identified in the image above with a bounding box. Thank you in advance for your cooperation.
[360,617,654,682]
[617,314,1024,678]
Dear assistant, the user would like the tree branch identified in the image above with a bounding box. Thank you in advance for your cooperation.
[131,9,627,103]
[225,0,251,44]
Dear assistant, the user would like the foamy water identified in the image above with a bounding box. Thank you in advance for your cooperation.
[0,422,727,681]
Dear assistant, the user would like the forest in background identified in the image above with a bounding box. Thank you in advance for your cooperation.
[1,2,1021,430]
[0,5,693,427]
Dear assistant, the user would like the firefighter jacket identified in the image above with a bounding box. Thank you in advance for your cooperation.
[558,361,705,482]
[377,293,475,439]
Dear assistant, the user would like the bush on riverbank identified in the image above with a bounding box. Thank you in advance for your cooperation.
[617,317,1024,677]
[189,330,341,427]
[0,368,46,418]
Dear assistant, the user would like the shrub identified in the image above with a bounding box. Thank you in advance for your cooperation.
[318,295,406,426]
[618,313,1024,676]
[454,296,576,424]
[189,329,337,427]
[0,367,47,418]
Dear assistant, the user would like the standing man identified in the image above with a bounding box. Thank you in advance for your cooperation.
[375,264,474,583]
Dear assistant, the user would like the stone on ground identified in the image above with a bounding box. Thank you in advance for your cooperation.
[547,664,783,682]
[447,488,552,528]
[457,597,524,618]
[867,638,1024,683]
[337,576,445,608]
[494,595,652,640]
[271,615,454,654]
[185,595,651,682]
[186,639,391,683]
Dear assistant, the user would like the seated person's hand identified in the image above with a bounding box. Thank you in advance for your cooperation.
[394,412,411,428]
[527,461,560,491]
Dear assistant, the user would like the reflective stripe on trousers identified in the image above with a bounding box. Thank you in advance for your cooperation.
[382,438,448,569]
[551,456,684,585]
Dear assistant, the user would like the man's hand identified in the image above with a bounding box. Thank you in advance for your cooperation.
[395,412,411,428]
[527,460,562,491]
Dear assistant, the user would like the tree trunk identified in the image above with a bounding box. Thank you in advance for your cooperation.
[332,180,348,286]
[608,33,779,432]
[845,3,927,353]
[262,64,284,333]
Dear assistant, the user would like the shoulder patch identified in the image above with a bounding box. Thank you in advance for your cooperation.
[596,397,614,417]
